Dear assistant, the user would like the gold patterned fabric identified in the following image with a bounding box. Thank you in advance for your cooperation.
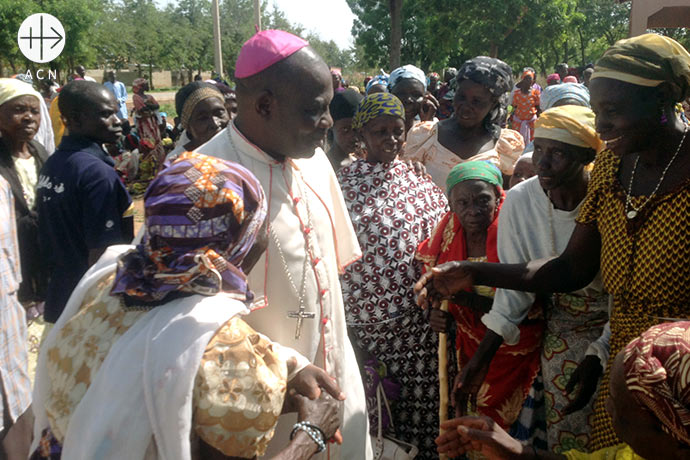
[575,149,690,450]
[44,273,286,458]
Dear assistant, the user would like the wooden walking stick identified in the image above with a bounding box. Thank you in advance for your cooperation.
[438,299,450,460]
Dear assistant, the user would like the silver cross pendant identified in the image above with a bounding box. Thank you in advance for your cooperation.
[287,305,316,339]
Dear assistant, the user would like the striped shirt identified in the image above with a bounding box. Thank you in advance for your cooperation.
[0,175,31,431]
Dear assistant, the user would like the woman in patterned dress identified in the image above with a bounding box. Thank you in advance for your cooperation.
[417,160,544,441]
[30,152,343,460]
[456,106,610,453]
[337,92,448,457]
[415,33,690,452]
[401,57,524,190]
[510,69,541,144]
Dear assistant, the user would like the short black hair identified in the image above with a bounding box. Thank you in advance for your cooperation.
[58,80,110,119]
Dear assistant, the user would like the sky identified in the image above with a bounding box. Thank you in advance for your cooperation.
[156,0,356,49]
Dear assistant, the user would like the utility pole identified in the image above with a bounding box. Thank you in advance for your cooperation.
[254,0,261,31]
[212,0,223,77]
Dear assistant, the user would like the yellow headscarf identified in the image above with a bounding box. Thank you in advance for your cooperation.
[591,33,690,102]
[534,105,604,152]
[0,78,42,108]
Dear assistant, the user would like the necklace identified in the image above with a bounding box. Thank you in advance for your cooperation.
[624,124,688,220]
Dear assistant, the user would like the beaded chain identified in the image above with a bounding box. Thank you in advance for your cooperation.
[290,421,326,452]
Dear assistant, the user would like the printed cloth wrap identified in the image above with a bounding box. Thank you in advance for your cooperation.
[111,151,266,303]
[624,321,690,446]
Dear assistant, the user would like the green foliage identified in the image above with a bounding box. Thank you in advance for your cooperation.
[348,0,636,75]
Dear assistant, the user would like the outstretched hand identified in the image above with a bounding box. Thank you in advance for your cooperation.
[414,261,475,310]
[435,416,524,459]
[288,363,345,401]
[563,355,603,415]
[453,356,490,417]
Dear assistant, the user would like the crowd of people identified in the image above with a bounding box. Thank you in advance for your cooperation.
[0,25,690,460]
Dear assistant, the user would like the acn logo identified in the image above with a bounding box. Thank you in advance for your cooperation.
[17,13,65,64]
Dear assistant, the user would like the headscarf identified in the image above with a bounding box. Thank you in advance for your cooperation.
[592,33,690,102]
[563,75,578,83]
[177,83,224,130]
[111,152,267,303]
[547,73,561,85]
[445,160,503,194]
[534,105,604,152]
[352,92,405,130]
[235,29,309,79]
[330,88,364,121]
[0,78,42,108]
[624,321,690,446]
[132,78,147,94]
[455,57,514,139]
[388,64,427,91]
[366,74,389,93]
[540,82,591,111]
[521,69,536,81]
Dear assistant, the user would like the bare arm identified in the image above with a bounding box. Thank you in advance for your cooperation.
[416,223,601,308]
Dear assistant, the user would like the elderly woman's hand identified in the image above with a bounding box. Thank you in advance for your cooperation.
[419,92,439,121]
[429,308,454,333]
[436,416,526,459]
[415,261,475,309]
[295,391,343,443]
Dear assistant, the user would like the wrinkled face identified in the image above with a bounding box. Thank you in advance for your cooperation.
[359,115,405,164]
[271,64,334,158]
[391,78,425,124]
[606,353,685,460]
[453,79,495,130]
[332,117,357,154]
[448,179,499,233]
[590,78,660,156]
[0,95,41,143]
[533,138,588,191]
[509,157,536,189]
[72,88,123,144]
[187,97,229,146]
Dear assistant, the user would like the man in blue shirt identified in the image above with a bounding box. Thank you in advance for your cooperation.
[37,81,133,323]
[103,71,128,121]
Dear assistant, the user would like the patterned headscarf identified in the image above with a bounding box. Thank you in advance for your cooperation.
[352,92,405,130]
[547,73,561,84]
[540,82,590,111]
[388,64,427,91]
[592,33,690,102]
[178,84,224,130]
[624,322,690,446]
[132,78,147,94]
[455,57,514,139]
[111,152,267,303]
[535,105,604,152]
[366,74,389,94]
[521,69,535,81]
[446,160,503,194]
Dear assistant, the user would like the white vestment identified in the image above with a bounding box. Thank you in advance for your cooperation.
[198,123,373,459]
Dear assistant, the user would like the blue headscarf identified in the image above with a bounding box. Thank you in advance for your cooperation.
[539,82,590,111]
[366,74,389,94]
[388,65,427,91]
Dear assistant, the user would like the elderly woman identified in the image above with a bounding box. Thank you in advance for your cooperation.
[457,106,610,452]
[415,33,690,451]
[31,152,343,460]
[0,78,48,306]
[132,77,165,183]
[436,322,690,460]
[166,82,230,163]
[402,57,525,189]
[417,161,544,439]
[337,93,448,457]
[388,64,439,132]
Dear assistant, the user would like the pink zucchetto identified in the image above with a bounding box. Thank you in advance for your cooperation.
[235,29,309,79]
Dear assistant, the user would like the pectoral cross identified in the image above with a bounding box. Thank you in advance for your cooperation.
[287,304,316,339]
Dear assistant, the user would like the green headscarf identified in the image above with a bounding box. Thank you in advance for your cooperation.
[446,160,503,193]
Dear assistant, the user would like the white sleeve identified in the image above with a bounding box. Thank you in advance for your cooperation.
[585,319,611,366]
[268,341,311,381]
[481,191,538,346]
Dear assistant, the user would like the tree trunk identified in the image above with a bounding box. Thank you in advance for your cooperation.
[389,0,402,70]
[577,28,586,66]
[490,42,499,58]
[148,58,154,90]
